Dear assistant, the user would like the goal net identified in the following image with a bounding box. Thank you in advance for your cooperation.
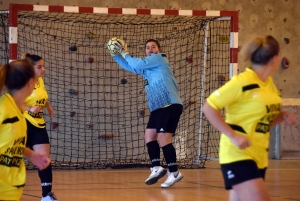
[0,11,8,65]
[7,5,238,169]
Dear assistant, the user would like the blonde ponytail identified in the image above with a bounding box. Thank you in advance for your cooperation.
[241,35,279,65]
[241,37,263,62]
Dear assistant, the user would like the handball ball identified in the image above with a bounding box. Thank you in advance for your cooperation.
[107,37,121,55]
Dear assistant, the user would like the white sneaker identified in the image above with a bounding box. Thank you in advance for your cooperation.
[41,192,58,201]
[145,166,167,185]
[161,171,183,188]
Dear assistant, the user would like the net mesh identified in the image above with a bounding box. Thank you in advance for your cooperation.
[6,11,231,169]
[0,12,9,96]
[0,12,8,65]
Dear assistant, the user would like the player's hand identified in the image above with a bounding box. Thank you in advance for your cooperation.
[230,134,251,149]
[283,112,296,126]
[47,106,55,119]
[29,106,42,114]
[29,152,51,170]
[114,39,129,58]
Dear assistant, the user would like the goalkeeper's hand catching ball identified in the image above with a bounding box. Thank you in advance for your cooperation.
[114,39,129,58]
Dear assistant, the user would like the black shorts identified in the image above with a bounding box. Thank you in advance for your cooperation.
[26,119,50,149]
[147,104,183,134]
[220,160,267,190]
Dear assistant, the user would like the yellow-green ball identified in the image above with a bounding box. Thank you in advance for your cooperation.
[107,37,120,54]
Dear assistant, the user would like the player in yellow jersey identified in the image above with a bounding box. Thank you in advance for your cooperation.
[0,60,50,201]
[203,35,296,201]
[22,53,58,201]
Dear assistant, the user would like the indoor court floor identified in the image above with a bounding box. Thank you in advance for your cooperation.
[21,160,300,201]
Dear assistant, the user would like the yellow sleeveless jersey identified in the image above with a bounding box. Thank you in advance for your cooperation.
[0,93,27,200]
[24,77,49,128]
[207,67,281,168]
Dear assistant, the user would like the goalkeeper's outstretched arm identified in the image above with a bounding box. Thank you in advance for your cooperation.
[112,54,142,74]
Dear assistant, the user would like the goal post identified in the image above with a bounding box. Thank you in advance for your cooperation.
[8,3,238,169]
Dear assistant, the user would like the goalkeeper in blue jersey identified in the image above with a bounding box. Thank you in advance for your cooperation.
[108,39,183,188]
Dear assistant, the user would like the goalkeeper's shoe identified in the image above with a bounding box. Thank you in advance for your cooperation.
[161,171,183,188]
[145,166,167,185]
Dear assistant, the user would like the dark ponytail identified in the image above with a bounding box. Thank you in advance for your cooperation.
[22,53,43,66]
[0,60,35,92]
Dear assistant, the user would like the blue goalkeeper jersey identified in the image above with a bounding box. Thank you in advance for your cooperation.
[113,53,182,112]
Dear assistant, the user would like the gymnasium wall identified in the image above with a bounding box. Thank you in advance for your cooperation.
[273,100,300,159]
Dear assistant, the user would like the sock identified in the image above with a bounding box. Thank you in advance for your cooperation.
[162,143,178,172]
[146,140,161,167]
[38,163,53,197]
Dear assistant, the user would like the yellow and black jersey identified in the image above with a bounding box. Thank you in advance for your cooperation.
[0,93,26,200]
[24,77,49,128]
[207,67,281,168]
